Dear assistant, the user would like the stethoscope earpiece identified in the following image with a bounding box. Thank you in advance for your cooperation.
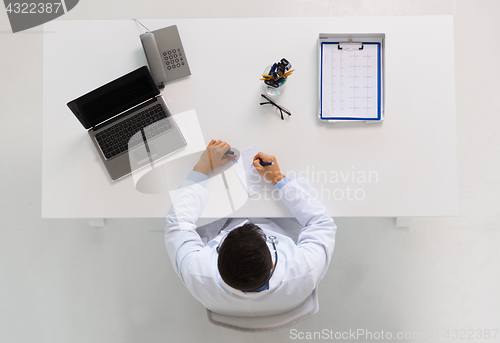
[267,236,278,245]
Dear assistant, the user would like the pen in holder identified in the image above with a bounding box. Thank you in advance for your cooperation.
[262,58,293,96]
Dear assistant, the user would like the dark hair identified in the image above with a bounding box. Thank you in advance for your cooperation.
[217,223,272,291]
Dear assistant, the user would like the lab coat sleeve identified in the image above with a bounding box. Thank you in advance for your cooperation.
[278,178,337,285]
[164,179,210,286]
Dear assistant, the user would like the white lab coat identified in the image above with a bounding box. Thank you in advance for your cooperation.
[165,177,336,317]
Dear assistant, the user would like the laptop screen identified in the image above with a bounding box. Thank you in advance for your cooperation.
[67,66,160,129]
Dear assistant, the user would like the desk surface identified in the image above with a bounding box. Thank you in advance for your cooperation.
[42,16,457,218]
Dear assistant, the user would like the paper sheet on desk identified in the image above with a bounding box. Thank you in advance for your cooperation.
[321,43,380,119]
[233,144,269,197]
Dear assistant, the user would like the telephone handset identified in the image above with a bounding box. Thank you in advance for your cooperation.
[140,25,191,89]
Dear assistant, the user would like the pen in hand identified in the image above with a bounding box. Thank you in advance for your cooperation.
[252,152,285,185]
[226,150,272,166]
[259,161,274,166]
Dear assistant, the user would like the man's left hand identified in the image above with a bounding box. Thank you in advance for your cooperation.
[193,139,235,175]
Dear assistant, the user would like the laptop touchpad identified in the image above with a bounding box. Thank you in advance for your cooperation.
[134,145,158,165]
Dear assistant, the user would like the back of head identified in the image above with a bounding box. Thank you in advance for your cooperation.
[217,223,272,291]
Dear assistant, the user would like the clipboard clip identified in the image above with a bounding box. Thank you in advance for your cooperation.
[338,39,364,50]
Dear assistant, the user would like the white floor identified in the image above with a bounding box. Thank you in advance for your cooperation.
[1,1,499,342]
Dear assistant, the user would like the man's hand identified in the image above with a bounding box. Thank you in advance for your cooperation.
[193,139,235,175]
[252,152,285,185]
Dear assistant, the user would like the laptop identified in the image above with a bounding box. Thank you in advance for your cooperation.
[67,66,187,181]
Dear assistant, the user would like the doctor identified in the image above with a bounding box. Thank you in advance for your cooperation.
[165,139,337,316]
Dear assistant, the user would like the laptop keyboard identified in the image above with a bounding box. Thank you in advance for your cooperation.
[95,103,173,160]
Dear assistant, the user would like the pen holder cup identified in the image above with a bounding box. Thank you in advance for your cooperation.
[263,65,287,96]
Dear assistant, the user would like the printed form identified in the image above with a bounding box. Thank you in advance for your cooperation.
[321,44,379,119]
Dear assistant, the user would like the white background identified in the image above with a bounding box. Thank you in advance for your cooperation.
[1,1,499,342]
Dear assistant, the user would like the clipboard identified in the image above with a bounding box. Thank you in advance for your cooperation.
[318,33,385,123]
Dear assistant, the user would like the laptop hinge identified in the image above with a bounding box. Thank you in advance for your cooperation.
[92,97,158,131]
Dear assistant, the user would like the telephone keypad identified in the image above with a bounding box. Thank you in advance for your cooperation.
[164,48,187,70]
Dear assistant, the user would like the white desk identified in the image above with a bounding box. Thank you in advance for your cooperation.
[42,16,457,220]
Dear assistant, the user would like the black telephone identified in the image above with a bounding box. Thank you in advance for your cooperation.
[140,25,191,89]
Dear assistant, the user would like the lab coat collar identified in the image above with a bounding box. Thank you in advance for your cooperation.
[217,265,283,298]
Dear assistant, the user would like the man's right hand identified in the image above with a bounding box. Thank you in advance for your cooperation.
[252,152,285,185]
